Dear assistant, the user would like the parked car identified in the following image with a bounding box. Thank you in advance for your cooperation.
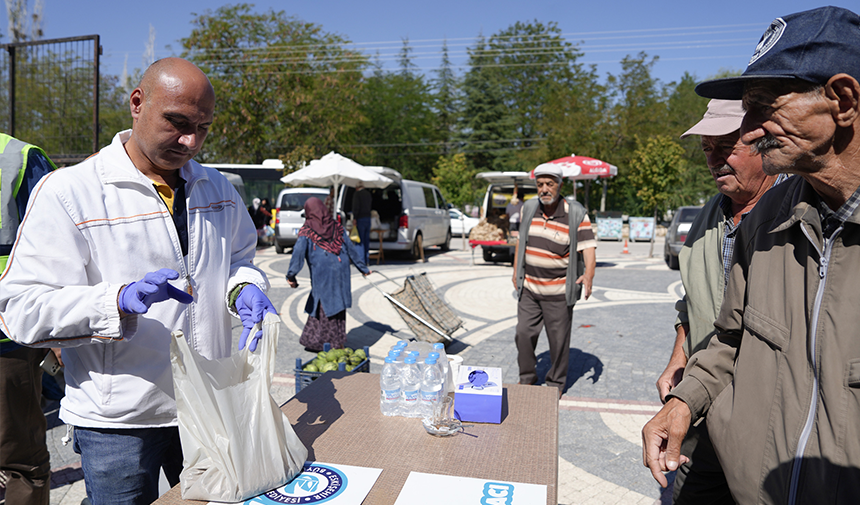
[664,206,702,270]
[449,208,480,237]
[338,168,451,260]
[274,187,329,254]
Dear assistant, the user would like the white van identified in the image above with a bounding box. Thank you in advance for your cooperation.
[338,168,451,260]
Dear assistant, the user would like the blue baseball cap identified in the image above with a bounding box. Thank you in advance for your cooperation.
[696,6,860,99]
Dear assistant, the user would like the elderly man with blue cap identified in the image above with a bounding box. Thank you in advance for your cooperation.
[643,6,860,503]
[511,164,596,400]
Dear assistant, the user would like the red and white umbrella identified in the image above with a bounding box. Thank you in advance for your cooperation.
[530,154,617,180]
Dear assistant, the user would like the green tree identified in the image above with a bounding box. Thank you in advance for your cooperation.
[487,20,586,170]
[628,134,686,218]
[8,46,120,161]
[433,40,461,154]
[628,134,686,255]
[431,153,479,209]
[459,35,517,172]
[601,52,667,213]
[181,3,367,163]
[665,72,712,206]
[353,39,439,181]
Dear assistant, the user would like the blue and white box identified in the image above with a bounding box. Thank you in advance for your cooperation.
[454,366,503,424]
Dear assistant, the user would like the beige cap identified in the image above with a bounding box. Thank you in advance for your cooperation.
[680,99,745,139]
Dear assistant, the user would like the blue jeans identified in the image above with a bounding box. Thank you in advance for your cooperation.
[356,216,371,264]
[73,426,182,505]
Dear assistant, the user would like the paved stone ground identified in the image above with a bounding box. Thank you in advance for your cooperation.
[44,235,678,505]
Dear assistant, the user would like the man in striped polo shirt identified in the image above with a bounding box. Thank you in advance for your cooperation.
[512,164,596,399]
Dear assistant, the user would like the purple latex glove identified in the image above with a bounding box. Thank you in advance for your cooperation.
[235,284,277,352]
[118,269,193,315]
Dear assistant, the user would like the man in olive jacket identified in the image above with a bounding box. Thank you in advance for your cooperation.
[643,7,860,503]
[656,100,785,504]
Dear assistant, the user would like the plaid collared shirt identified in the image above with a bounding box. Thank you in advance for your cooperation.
[719,174,790,292]
[819,182,860,241]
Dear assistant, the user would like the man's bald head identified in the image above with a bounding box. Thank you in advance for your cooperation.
[137,57,214,103]
[126,58,215,179]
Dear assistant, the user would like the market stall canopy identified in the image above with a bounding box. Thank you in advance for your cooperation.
[529,154,617,180]
[280,152,394,191]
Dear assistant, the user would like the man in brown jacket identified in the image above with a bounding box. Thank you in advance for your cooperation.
[643,6,860,504]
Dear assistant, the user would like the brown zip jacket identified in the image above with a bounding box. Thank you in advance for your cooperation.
[670,175,860,504]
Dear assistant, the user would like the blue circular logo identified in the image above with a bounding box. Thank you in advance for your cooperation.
[251,463,347,504]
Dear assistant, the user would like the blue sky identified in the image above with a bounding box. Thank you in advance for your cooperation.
[1,0,846,86]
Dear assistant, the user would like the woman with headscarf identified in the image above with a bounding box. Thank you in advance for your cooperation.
[286,197,371,351]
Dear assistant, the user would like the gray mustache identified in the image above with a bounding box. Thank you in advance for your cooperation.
[751,134,781,154]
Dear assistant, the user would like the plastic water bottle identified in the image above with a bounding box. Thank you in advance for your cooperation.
[419,357,444,418]
[400,356,422,418]
[426,352,447,393]
[433,343,453,394]
[388,349,404,366]
[380,357,401,416]
[407,351,422,373]
[406,341,432,364]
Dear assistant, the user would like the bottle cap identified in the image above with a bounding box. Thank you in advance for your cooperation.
[433,343,444,349]
[384,356,395,364]
[404,357,416,364]
[428,352,440,359]
[424,357,437,365]
[388,349,401,357]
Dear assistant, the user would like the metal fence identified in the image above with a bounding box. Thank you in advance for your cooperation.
[1,35,100,164]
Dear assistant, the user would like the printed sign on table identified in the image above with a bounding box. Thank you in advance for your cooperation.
[393,471,547,505]
[211,462,381,505]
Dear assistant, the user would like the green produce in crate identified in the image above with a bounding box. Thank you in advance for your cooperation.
[345,364,355,372]
[349,355,363,366]
[353,349,367,360]
[303,363,319,372]
[320,361,339,373]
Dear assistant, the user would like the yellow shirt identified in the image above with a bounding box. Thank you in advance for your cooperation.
[151,181,175,215]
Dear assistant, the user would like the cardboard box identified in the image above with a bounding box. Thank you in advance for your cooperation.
[454,366,503,424]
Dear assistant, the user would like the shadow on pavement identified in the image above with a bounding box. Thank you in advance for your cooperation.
[346,321,398,350]
[534,348,604,392]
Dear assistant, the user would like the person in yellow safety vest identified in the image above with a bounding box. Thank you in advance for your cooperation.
[0,133,58,505]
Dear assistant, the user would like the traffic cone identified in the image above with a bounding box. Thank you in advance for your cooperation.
[622,238,630,254]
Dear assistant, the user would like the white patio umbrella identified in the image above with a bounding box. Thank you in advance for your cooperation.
[280,152,393,201]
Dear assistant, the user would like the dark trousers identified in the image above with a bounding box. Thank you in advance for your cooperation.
[0,346,50,505]
[356,217,371,265]
[673,419,735,505]
[515,288,573,392]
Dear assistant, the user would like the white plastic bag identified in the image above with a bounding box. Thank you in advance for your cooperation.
[170,312,307,502]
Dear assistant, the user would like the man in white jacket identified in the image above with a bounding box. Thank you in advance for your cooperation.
[0,58,276,505]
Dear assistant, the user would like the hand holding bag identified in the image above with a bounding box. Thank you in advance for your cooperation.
[170,312,307,502]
